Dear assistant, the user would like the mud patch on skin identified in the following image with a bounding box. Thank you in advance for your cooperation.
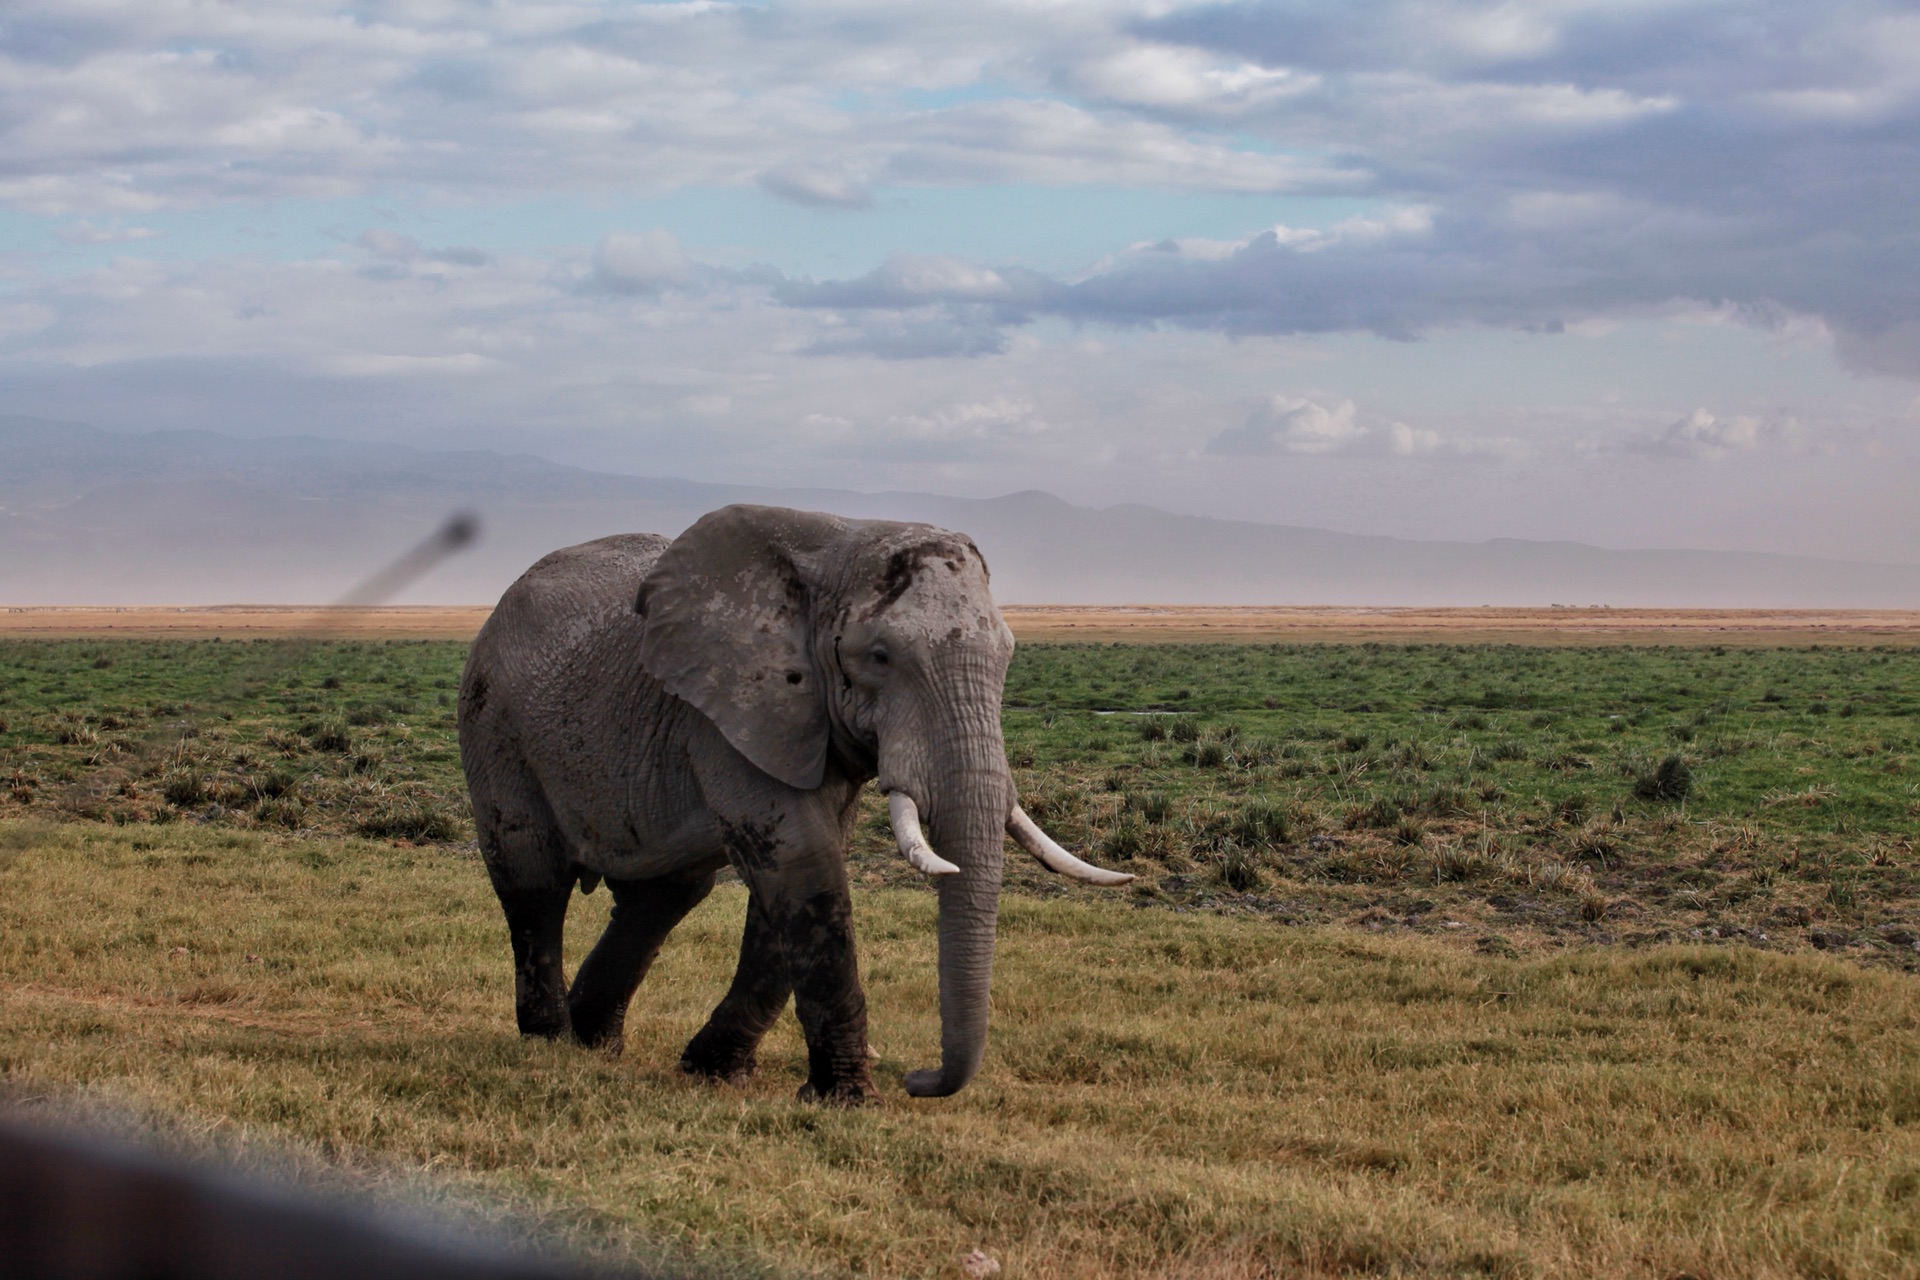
[867,539,966,619]
[461,671,488,716]
[720,816,784,874]
[772,888,872,1098]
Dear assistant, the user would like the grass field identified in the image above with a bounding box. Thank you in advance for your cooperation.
[4,636,1920,1276]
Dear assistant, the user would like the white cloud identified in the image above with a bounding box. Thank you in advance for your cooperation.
[55,221,161,246]
[1207,396,1368,456]
[888,398,1047,441]
[590,230,690,294]
[1388,421,1443,455]
[1204,394,1517,460]
[1611,408,1812,459]
[1070,44,1316,112]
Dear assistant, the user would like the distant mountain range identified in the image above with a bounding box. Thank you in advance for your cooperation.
[5,414,1918,607]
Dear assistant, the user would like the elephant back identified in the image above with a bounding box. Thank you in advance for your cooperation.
[480,533,672,650]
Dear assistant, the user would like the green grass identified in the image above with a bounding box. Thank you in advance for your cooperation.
[4,821,1919,1279]
[3,638,1919,961]
[4,638,1920,1274]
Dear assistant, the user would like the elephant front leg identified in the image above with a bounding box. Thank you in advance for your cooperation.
[769,884,875,1104]
[720,856,874,1102]
[681,896,792,1081]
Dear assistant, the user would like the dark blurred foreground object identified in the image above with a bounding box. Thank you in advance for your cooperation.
[0,1117,648,1280]
[338,511,482,608]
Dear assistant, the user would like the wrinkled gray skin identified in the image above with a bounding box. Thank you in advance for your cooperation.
[458,504,1023,1102]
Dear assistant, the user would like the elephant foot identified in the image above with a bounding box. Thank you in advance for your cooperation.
[679,1030,759,1082]
[515,1002,571,1041]
[796,1075,877,1107]
[572,1027,626,1057]
[568,999,628,1055]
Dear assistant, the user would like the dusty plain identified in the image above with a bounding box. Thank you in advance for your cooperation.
[8,603,1920,646]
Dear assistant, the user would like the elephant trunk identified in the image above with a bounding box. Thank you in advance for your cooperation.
[888,703,1011,1099]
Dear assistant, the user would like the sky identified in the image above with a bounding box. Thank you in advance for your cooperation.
[4,0,1920,562]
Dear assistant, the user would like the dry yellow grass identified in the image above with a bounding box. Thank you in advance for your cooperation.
[10,604,1920,646]
[4,819,1919,1278]
[0,605,492,640]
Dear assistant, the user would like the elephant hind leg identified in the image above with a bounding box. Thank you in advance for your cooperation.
[472,751,576,1040]
[568,871,717,1054]
[681,895,792,1082]
[500,885,573,1040]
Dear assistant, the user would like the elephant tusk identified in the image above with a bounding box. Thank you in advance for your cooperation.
[1007,806,1136,886]
[888,791,961,877]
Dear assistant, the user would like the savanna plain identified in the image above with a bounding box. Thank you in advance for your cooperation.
[3,621,1919,1278]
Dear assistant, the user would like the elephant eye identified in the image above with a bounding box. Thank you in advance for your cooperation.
[870,649,889,665]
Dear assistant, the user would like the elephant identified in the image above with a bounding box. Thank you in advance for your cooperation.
[457,504,1132,1102]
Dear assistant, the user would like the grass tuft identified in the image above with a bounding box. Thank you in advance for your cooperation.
[1632,753,1694,802]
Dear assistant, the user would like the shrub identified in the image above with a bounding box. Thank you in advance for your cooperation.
[262,729,305,756]
[357,798,461,842]
[1169,716,1203,744]
[1231,799,1291,846]
[1633,754,1693,802]
[1567,820,1619,865]
[1554,793,1593,826]
[255,769,299,799]
[304,720,352,753]
[1346,797,1401,830]
[1136,718,1169,742]
[1184,740,1226,768]
[1215,845,1262,892]
[52,719,97,747]
[1100,817,1147,861]
[255,796,307,829]
[1425,843,1486,883]
[1125,791,1174,825]
[162,771,207,807]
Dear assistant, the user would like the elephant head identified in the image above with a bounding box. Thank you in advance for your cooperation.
[635,504,1130,1097]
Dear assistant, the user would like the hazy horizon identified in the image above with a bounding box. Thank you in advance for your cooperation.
[7,414,1920,609]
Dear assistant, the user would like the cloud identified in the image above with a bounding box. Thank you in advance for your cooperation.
[11,0,1920,380]
[756,167,874,210]
[1209,396,1366,456]
[55,220,160,245]
[889,397,1047,440]
[1610,408,1811,459]
[778,253,1033,310]
[1205,394,1508,458]
[801,316,1011,360]
[0,2,1354,214]
[588,230,690,295]
[356,229,489,267]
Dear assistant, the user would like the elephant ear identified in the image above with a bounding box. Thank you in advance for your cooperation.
[637,505,851,790]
